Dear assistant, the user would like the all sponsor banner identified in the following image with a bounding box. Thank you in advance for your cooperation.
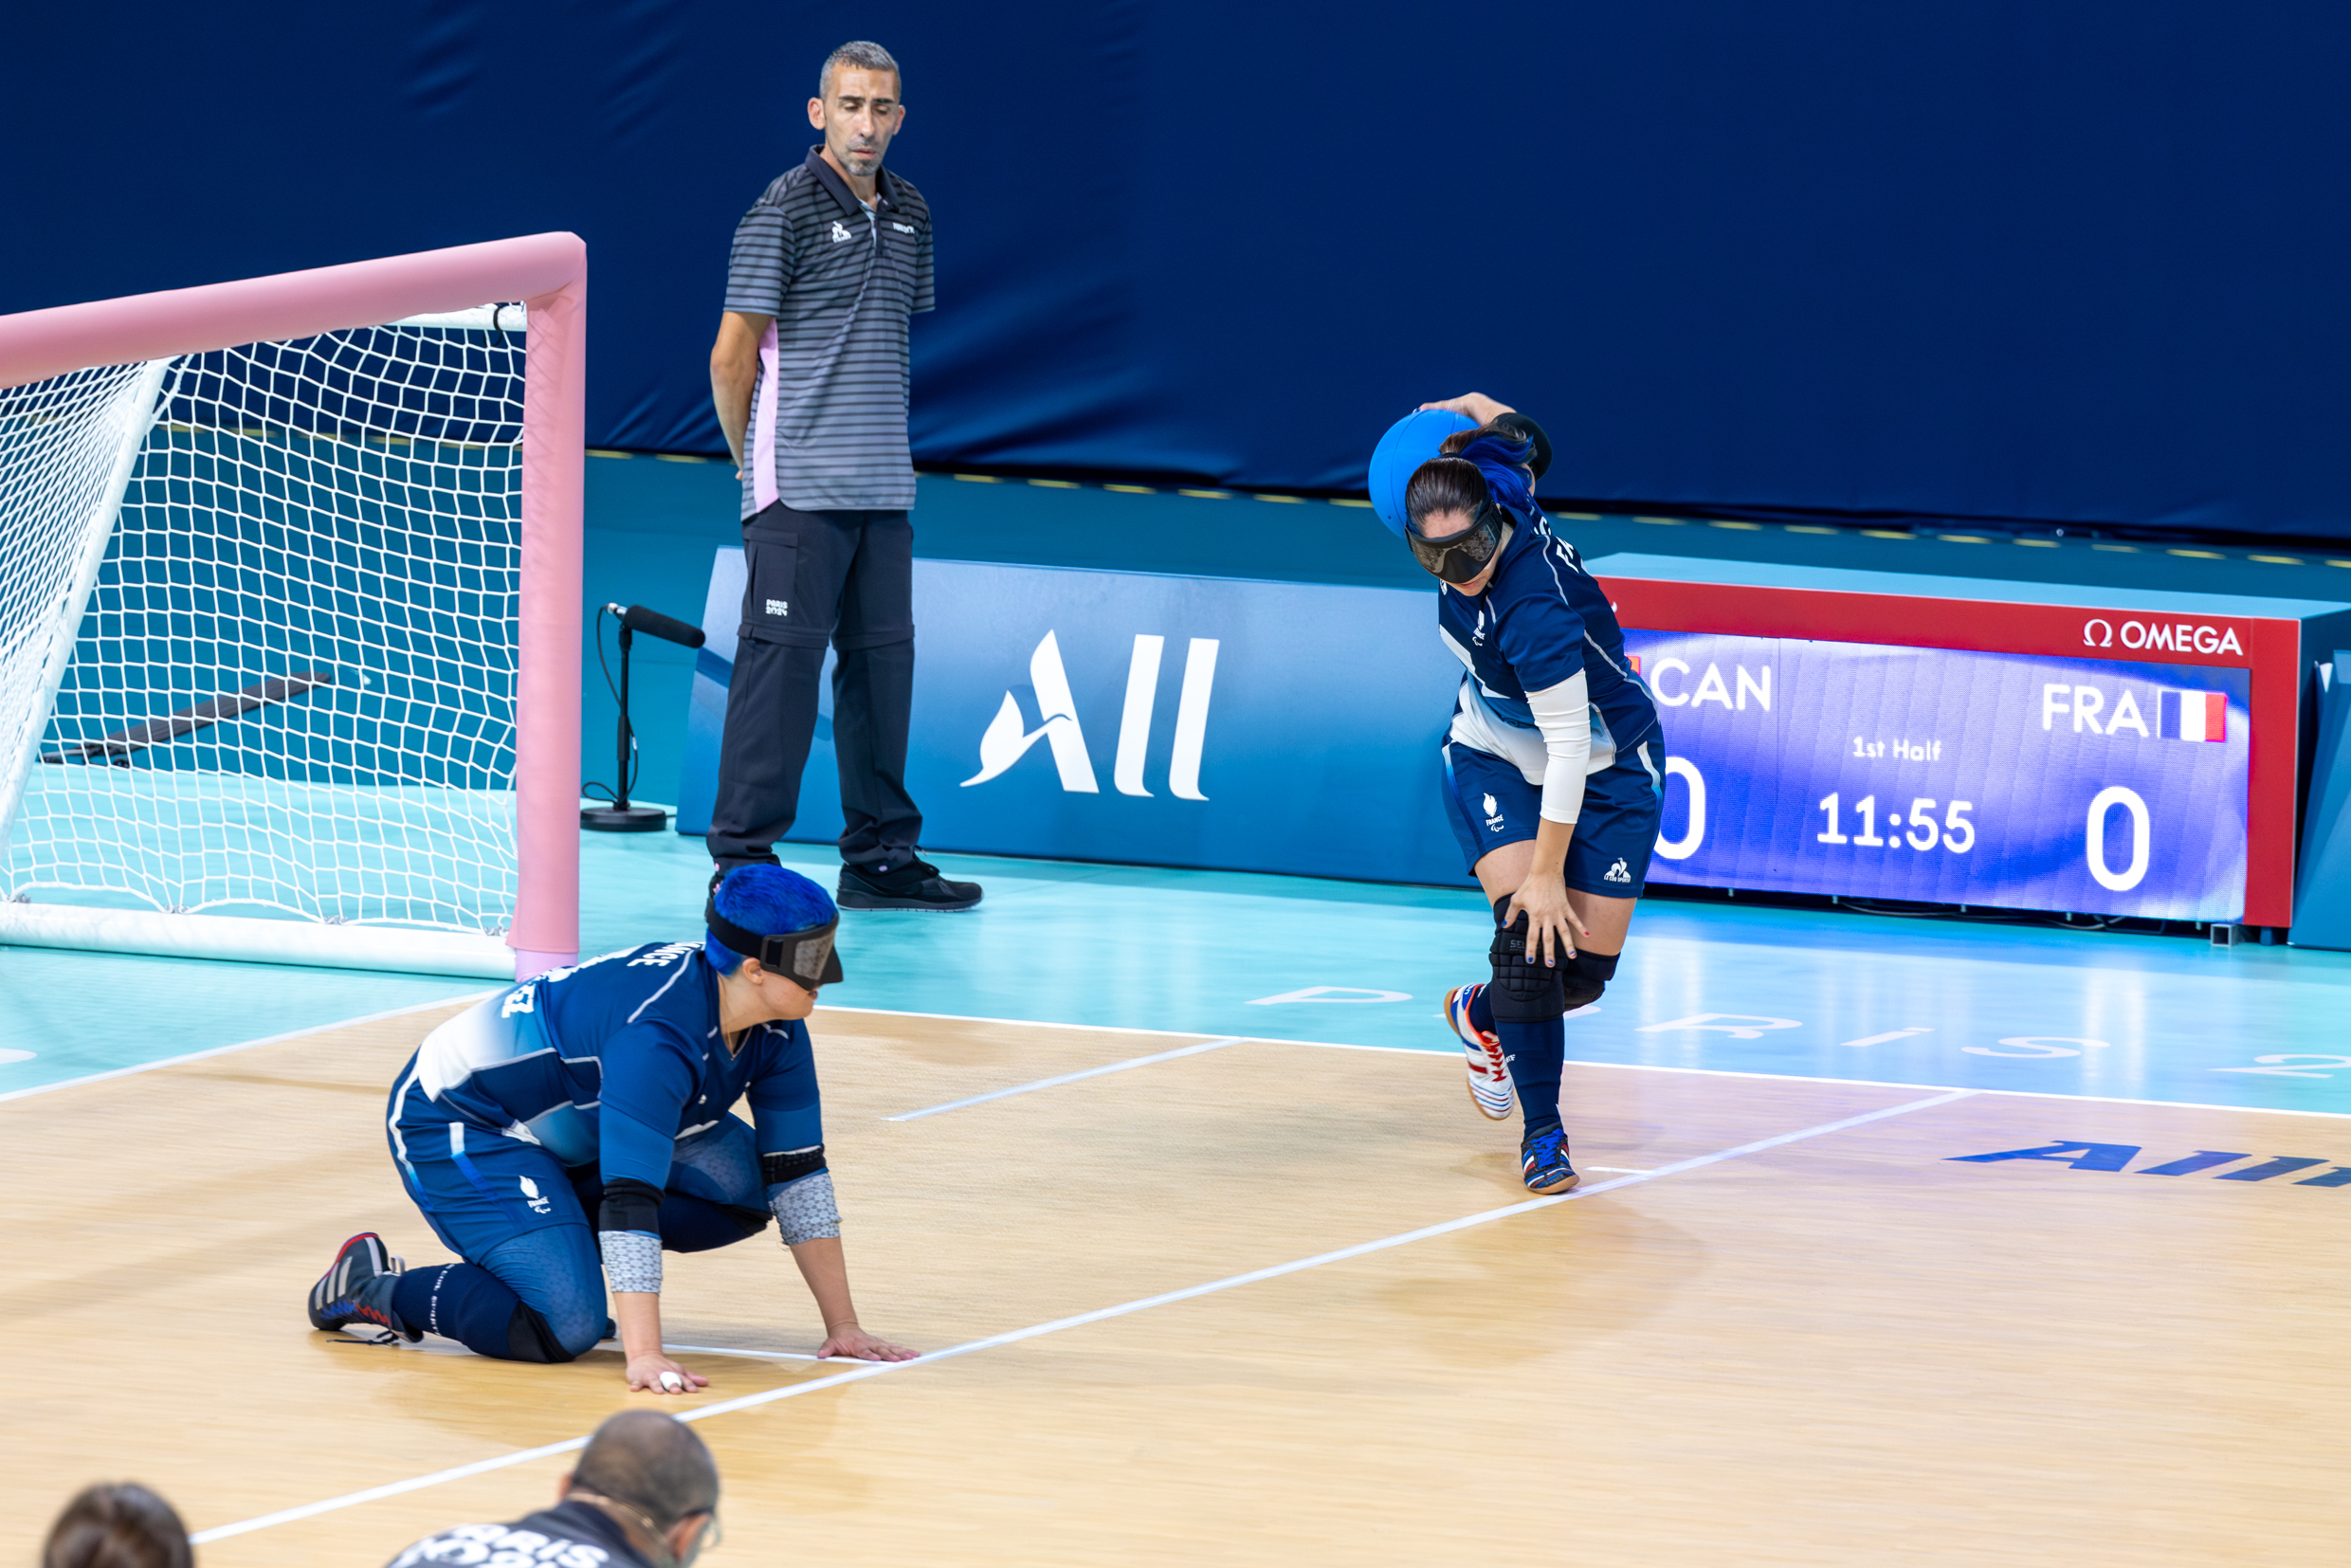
[677,553,1470,884]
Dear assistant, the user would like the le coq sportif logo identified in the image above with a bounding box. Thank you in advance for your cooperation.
[962,630,1220,799]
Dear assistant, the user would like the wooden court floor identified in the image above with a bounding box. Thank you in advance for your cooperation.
[6,1001,2348,1566]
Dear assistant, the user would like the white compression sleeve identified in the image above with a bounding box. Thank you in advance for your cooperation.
[1525,670,1593,825]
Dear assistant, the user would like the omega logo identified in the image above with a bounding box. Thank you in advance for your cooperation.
[2082,616,2243,656]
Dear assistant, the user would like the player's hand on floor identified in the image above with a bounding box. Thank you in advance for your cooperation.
[1506,877,1589,967]
[626,1354,709,1395]
[817,1323,920,1362]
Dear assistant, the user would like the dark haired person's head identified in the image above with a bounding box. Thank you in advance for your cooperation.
[1404,427,1537,590]
[42,1484,191,1568]
[564,1411,722,1568]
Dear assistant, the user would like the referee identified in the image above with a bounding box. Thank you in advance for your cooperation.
[706,39,979,911]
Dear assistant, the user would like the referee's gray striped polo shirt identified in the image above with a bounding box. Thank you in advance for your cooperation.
[724,147,935,516]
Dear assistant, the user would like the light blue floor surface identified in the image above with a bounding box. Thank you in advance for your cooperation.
[5,829,2348,1114]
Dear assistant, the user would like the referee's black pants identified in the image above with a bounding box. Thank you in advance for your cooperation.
[706,501,922,875]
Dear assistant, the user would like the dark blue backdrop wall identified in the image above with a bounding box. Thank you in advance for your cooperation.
[7,3,2347,539]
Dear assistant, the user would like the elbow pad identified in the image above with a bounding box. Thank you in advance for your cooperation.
[1492,411,1553,480]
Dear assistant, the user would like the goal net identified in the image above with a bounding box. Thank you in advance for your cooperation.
[0,241,583,979]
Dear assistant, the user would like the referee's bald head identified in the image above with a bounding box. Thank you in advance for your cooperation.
[572,1411,720,1531]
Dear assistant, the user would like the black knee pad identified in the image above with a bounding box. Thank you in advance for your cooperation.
[1488,903,1567,1023]
[502,1303,580,1365]
[1561,948,1620,1012]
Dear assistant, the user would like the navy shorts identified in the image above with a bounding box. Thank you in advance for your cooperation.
[1441,738,1666,895]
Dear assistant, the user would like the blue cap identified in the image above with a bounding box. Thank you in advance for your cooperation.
[1367,409,1477,538]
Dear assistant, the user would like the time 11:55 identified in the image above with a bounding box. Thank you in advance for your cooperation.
[1817,793,1977,851]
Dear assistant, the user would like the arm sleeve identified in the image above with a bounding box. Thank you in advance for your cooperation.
[722,203,791,316]
[1525,671,1593,826]
[743,1023,824,1157]
[592,1031,696,1287]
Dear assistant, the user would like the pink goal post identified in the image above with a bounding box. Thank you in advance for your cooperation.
[0,235,585,980]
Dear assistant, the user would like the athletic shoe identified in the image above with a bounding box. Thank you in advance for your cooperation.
[837,855,982,912]
[1445,983,1514,1121]
[1521,1126,1580,1194]
[306,1232,418,1341]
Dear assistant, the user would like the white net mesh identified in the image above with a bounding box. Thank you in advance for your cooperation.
[0,317,527,936]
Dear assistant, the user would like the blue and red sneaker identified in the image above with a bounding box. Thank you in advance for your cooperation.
[1521,1126,1580,1194]
[1444,983,1514,1121]
[306,1232,417,1341]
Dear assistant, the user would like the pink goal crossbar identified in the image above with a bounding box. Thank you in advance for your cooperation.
[0,234,587,978]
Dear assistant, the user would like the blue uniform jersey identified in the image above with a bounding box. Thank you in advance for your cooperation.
[1435,505,1661,755]
[390,942,821,1198]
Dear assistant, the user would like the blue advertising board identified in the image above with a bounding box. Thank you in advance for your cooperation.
[677,552,1471,886]
[1625,633,2251,921]
[677,552,2258,919]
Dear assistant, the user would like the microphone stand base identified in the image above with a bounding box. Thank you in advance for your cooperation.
[581,805,669,833]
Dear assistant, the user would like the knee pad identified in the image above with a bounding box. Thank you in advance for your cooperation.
[1561,949,1621,1012]
[503,1302,597,1364]
[1488,904,1567,1024]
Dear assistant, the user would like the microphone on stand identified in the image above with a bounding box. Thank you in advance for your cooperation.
[582,602,708,833]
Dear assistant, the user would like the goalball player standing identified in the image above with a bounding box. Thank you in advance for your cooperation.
[304,865,915,1389]
[1371,393,1666,1194]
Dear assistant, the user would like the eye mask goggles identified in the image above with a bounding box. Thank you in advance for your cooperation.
[1408,501,1506,584]
[704,897,845,988]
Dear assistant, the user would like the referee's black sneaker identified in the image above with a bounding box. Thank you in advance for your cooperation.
[837,854,982,912]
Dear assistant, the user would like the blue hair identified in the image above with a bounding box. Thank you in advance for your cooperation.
[704,865,837,975]
[1452,431,1538,520]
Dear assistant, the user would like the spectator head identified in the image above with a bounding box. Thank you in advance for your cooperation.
[42,1484,191,1568]
[562,1412,721,1566]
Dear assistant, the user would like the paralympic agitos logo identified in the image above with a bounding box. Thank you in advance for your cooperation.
[961,630,1222,799]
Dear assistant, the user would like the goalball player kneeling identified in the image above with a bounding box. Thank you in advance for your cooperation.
[305,865,915,1389]
[1371,393,1667,1194]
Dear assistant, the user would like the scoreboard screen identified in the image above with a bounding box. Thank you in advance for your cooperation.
[1623,632,2251,921]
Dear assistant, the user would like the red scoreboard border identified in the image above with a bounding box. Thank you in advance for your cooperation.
[1599,576,2302,927]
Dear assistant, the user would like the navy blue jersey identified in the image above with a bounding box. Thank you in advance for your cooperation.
[392,942,820,1195]
[1435,506,1660,754]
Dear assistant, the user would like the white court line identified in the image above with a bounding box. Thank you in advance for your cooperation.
[831,1002,2351,1121]
[187,1085,1975,1545]
[0,992,495,1105]
[885,1037,1244,1121]
[1586,1166,1653,1174]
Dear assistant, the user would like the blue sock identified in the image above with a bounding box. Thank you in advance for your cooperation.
[392,1264,525,1358]
[1501,1017,1565,1137]
[1467,985,1495,1036]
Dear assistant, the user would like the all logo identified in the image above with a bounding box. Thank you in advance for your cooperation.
[829,220,853,243]
[962,630,1220,799]
[1604,857,1631,883]
[519,1176,553,1214]
[1482,793,1505,832]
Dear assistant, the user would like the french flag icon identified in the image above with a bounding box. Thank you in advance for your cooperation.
[2159,689,2228,742]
